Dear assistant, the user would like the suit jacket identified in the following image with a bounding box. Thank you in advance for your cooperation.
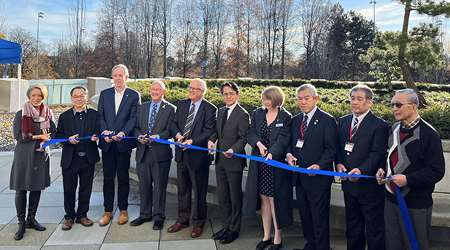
[209,104,250,172]
[289,107,337,191]
[56,108,100,169]
[134,100,176,163]
[243,107,293,229]
[97,87,141,152]
[171,98,217,170]
[336,111,389,195]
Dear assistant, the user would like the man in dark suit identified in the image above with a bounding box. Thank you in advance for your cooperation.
[97,64,141,226]
[56,86,100,231]
[336,85,388,250]
[130,80,176,230]
[208,82,250,244]
[286,84,337,250]
[168,78,217,238]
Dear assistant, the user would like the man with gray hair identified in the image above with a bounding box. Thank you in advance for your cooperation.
[336,84,389,250]
[131,80,176,230]
[376,89,445,250]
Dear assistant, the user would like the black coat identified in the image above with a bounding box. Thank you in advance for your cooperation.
[243,107,293,229]
[171,99,217,170]
[209,104,250,171]
[134,100,176,163]
[289,108,337,191]
[336,111,389,195]
[56,108,101,169]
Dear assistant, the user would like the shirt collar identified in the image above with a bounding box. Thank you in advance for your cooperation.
[304,106,318,119]
[402,115,421,129]
[226,102,238,112]
[191,99,203,107]
[72,107,87,115]
[353,110,370,123]
[115,86,127,95]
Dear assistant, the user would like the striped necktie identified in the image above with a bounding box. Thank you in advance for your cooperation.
[148,103,158,133]
[350,117,359,140]
[183,103,196,138]
[299,115,308,139]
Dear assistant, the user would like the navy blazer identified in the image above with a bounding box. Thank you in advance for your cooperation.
[98,87,141,152]
[289,108,337,190]
[336,111,389,195]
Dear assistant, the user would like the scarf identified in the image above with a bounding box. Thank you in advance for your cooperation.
[21,102,52,138]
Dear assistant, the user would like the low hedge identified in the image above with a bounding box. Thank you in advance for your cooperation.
[128,80,450,139]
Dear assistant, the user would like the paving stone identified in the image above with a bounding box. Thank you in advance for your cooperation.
[100,242,158,250]
[44,223,109,246]
[103,222,159,243]
[160,219,213,241]
[0,207,16,224]
[41,245,100,250]
[0,194,14,208]
[44,181,65,193]
[160,239,216,250]
[39,193,65,207]
[35,207,65,224]
[0,223,57,246]
[0,246,40,250]
[85,206,112,223]
[88,192,104,207]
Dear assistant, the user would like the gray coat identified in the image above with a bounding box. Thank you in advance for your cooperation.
[10,110,56,191]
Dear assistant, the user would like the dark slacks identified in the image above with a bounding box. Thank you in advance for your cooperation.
[176,157,209,227]
[296,176,331,250]
[215,161,243,232]
[15,190,41,220]
[62,155,95,220]
[385,199,432,250]
[344,190,385,250]
[136,147,171,221]
[102,143,131,212]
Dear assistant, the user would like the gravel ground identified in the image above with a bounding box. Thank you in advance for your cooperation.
[0,105,69,152]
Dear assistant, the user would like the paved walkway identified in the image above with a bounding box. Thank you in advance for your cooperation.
[0,151,447,250]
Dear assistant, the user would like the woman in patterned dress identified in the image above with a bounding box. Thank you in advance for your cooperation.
[244,86,292,250]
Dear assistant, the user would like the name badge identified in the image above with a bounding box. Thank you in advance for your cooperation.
[296,139,304,149]
[345,142,354,152]
[275,123,283,127]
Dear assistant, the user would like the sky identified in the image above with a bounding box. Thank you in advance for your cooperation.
[0,0,449,52]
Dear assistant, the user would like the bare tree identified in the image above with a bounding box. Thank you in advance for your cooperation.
[199,0,214,77]
[299,0,331,78]
[279,0,294,79]
[68,0,86,77]
[175,0,197,77]
[211,0,227,77]
[156,0,173,77]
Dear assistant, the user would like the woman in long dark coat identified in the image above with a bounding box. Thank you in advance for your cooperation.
[10,84,56,240]
[243,86,293,250]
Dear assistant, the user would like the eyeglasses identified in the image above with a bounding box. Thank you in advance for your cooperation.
[188,86,203,91]
[390,102,413,108]
[222,92,237,97]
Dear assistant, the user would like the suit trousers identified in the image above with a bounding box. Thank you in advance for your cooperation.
[102,143,131,212]
[343,190,385,250]
[136,147,171,221]
[384,199,432,250]
[62,155,95,220]
[215,162,243,232]
[176,155,209,227]
[295,175,331,250]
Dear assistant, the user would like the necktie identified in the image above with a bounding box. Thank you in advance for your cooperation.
[350,117,359,140]
[221,107,229,136]
[183,103,196,138]
[299,114,308,139]
[148,103,158,133]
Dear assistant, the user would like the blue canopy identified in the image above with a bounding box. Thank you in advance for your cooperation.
[0,39,22,64]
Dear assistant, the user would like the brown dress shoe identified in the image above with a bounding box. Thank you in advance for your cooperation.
[118,210,128,225]
[191,226,204,238]
[167,222,188,233]
[76,217,94,227]
[99,212,113,227]
[62,219,74,231]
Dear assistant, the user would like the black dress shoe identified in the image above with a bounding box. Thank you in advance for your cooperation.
[219,230,239,244]
[267,241,282,250]
[153,220,164,230]
[129,216,152,226]
[212,228,227,240]
[256,238,272,250]
[25,218,46,231]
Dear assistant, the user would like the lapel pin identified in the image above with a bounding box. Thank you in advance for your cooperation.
[314,120,318,125]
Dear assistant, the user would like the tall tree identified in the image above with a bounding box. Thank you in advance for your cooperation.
[397,0,450,105]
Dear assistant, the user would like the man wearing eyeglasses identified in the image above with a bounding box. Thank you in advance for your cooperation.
[376,89,445,250]
[168,78,217,238]
[336,84,389,250]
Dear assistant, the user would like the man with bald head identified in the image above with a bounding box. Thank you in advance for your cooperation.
[376,89,445,250]
[131,80,176,230]
[168,78,217,238]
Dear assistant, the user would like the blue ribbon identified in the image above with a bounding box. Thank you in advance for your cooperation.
[43,134,419,248]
